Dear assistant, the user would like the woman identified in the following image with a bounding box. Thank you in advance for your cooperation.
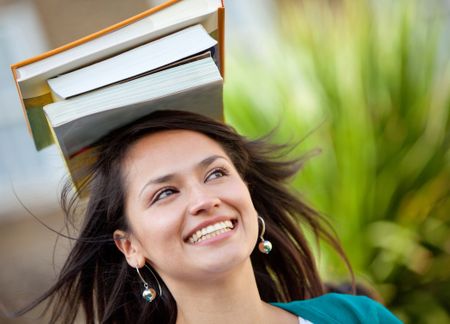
[17,110,402,323]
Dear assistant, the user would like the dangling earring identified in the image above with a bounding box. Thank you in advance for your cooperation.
[258,216,273,254]
[136,264,163,302]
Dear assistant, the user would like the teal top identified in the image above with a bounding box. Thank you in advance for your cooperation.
[272,293,403,324]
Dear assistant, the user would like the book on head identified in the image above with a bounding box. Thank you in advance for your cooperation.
[11,0,225,191]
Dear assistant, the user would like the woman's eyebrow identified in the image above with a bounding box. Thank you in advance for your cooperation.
[138,154,228,198]
[198,154,227,169]
[138,174,174,199]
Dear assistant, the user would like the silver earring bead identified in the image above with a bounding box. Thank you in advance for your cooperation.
[258,216,273,254]
[136,264,162,302]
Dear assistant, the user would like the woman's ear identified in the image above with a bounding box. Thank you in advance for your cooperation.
[113,229,146,267]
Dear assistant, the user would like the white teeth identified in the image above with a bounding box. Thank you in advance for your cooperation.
[188,220,235,244]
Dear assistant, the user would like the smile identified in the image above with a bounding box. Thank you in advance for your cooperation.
[188,220,235,244]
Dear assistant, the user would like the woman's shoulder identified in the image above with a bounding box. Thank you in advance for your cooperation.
[272,293,403,323]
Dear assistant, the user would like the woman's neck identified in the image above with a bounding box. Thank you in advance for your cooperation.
[165,260,297,324]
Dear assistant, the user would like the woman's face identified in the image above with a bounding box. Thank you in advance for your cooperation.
[116,130,258,284]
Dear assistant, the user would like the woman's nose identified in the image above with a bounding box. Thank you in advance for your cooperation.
[188,187,221,216]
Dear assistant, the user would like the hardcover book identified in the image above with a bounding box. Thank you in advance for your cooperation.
[11,0,225,190]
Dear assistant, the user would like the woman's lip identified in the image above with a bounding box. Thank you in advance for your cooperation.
[184,217,237,242]
[187,220,238,246]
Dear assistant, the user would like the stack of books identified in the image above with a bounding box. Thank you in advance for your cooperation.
[11,0,225,189]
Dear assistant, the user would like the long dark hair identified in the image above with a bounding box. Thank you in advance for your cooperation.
[16,110,353,323]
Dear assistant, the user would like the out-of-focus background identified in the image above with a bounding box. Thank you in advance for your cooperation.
[0,0,449,323]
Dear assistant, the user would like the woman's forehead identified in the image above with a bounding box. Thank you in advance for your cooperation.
[123,130,231,181]
[127,129,226,158]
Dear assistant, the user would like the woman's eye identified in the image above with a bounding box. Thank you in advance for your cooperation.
[152,188,177,203]
[206,168,227,182]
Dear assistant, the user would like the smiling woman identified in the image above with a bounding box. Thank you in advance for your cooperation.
[15,110,402,323]
[115,129,260,286]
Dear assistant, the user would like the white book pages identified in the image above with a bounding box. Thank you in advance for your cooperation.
[17,0,222,98]
[47,24,217,99]
[44,56,222,156]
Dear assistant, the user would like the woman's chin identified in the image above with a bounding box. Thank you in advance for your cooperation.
[185,242,254,277]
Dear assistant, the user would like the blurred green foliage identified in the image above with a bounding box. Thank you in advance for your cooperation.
[224,0,450,323]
